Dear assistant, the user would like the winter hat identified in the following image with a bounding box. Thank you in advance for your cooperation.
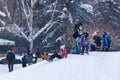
[60,45,65,49]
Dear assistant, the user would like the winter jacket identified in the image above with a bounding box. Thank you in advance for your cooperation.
[73,23,82,39]
[22,55,27,67]
[35,51,40,57]
[93,35,101,46]
[59,48,68,58]
[26,54,33,64]
[101,35,108,48]
[7,52,15,63]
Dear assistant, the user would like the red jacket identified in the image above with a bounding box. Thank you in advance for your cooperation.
[59,48,68,58]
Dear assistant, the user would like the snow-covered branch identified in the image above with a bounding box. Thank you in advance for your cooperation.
[31,0,37,8]
[33,20,52,40]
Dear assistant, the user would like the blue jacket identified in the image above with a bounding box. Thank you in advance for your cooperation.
[101,35,108,48]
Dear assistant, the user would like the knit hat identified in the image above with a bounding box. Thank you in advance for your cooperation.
[60,45,65,49]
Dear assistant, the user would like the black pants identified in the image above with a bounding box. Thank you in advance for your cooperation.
[49,54,62,60]
[82,46,89,55]
[8,62,14,72]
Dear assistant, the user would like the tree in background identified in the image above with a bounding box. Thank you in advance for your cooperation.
[0,0,69,51]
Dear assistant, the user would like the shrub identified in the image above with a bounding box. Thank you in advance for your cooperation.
[0,58,21,64]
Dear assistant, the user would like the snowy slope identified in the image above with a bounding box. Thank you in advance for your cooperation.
[0,51,120,80]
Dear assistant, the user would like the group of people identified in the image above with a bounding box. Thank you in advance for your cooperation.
[21,50,34,68]
[91,31,111,51]
[72,19,111,54]
[6,46,68,72]
[5,18,112,72]
[6,49,34,72]
[72,19,89,55]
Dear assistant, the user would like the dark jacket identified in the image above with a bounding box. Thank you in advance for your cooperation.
[22,55,27,67]
[7,52,15,63]
[93,35,101,46]
[26,54,33,64]
[73,23,82,39]
[35,51,40,57]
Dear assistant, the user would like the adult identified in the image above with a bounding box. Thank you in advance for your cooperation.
[101,32,109,51]
[72,19,83,54]
[72,19,83,39]
[106,32,111,50]
[6,49,15,72]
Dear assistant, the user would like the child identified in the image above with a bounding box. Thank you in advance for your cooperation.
[48,45,68,61]
[82,38,89,55]
[22,55,27,68]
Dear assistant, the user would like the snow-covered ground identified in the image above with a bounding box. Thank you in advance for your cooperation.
[0,51,120,80]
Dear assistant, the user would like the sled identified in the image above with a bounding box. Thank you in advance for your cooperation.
[39,52,49,60]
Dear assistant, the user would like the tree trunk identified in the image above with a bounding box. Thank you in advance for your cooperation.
[29,40,33,52]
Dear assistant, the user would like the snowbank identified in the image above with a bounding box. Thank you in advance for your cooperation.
[0,51,120,80]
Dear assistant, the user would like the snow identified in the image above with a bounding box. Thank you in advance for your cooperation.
[0,27,5,31]
[70,0,74,3]
[0,64,22,75]
[80,4,93,14]
[0,38,15,45]
[31,0,37,8]
[56,36,62,42]
[0,11,6,17]
[58,12,67,19]
[0,51,120,80]
[118,7,120,9]
[0,19,6,26]
[63,7,67,11]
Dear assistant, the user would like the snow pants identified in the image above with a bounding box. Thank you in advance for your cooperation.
[8,62,14,72]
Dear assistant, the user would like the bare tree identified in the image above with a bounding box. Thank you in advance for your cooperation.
[0,0,68,51]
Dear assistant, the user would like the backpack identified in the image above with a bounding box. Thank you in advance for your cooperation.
[82,39,88,46]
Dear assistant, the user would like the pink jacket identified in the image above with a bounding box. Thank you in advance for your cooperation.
[59,48,68,58]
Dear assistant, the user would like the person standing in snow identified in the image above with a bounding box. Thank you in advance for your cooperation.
[72,19,83,39]
[81,29,89,55]
[48,45,68,61]
[101,32,109,51]
[6,49,15,72]
[106,32,111,51]
[72,19,83,54]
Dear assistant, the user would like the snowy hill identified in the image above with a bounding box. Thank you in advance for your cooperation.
[0,0,120,52]
[0,51,120,80]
